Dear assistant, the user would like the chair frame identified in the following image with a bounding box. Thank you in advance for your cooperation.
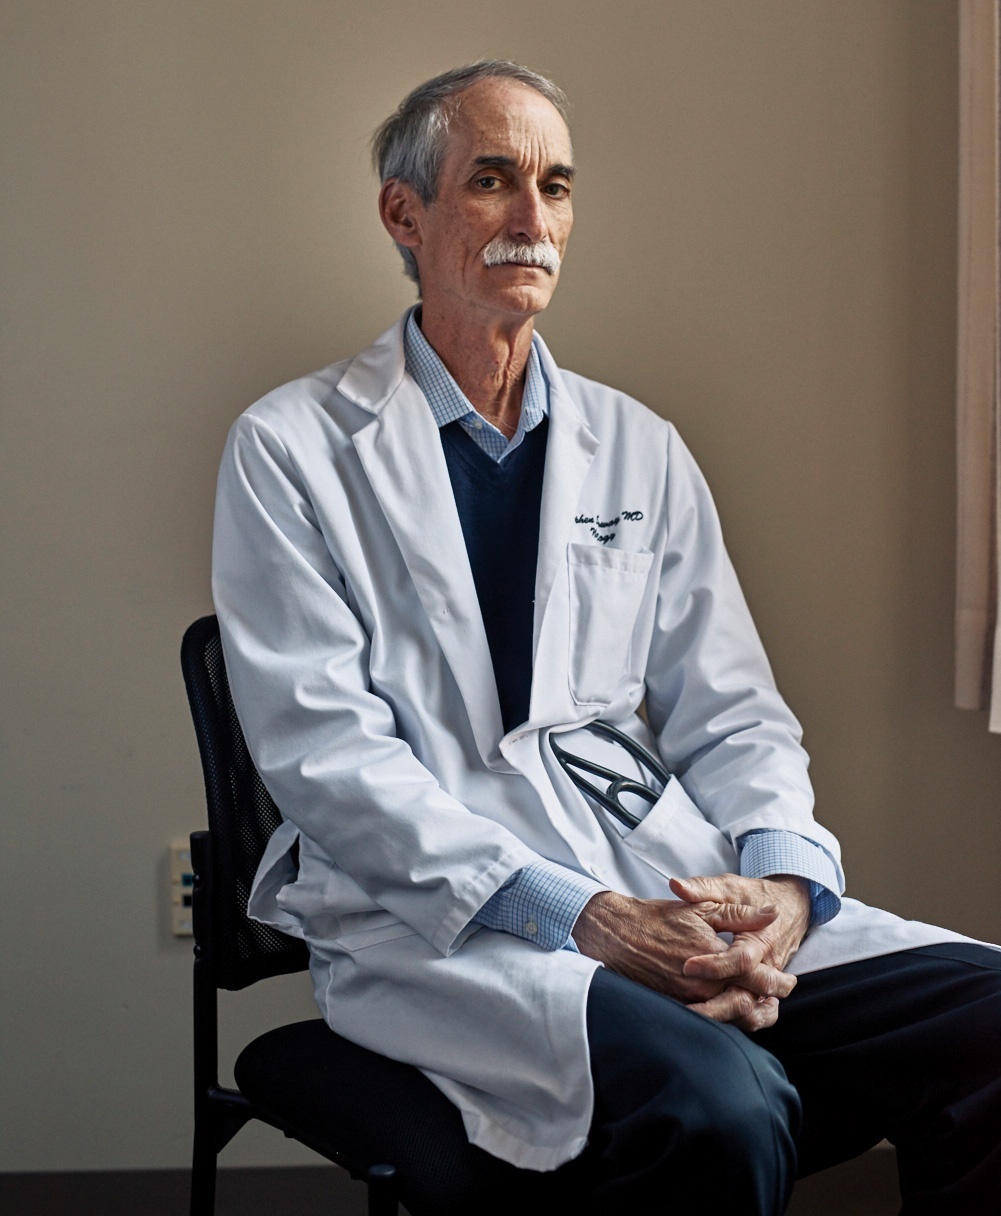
[183,615,399,1216]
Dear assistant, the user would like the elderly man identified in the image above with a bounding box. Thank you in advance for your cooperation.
[213,62,1001,1214]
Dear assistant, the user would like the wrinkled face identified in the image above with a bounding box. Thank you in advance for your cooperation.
[413,78,575,321]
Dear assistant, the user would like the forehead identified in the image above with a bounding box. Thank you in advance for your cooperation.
[444,78,573,166]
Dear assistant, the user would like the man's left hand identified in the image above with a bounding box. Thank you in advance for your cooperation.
[671,873,811,1016]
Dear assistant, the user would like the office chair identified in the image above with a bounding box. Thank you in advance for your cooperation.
[182,615,578,1216]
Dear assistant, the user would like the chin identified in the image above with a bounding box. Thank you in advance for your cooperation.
[490,283,557,316]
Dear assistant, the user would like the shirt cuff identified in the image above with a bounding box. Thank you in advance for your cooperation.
[737,829,842,928]
[471,858,607,951]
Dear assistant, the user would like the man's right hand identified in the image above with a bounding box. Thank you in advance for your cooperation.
[571,889,797,1033]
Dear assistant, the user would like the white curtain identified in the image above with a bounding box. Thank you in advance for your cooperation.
[955,0,1001,728]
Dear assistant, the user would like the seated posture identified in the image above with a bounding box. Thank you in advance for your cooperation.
[212,61,1001,1214]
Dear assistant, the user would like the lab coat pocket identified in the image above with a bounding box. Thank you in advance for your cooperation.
[623,776,738,880]
[336,911,419,953]
[567,543,654,706]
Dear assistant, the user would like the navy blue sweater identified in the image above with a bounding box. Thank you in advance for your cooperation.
[439,418,549,733]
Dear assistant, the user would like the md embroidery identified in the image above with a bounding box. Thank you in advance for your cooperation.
[574,509,645,544]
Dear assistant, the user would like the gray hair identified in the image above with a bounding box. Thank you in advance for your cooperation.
[372,61,571,290]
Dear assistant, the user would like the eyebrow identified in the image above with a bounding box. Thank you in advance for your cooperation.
[472,155,575,180]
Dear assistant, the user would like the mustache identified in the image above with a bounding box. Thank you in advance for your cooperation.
[482,237,561,275]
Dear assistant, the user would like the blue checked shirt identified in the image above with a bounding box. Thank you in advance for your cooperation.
[403,309,842,949]
[405,309,548,458]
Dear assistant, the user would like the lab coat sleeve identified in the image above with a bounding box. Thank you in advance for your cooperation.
[212,413,541,956]
[643,425,845,885]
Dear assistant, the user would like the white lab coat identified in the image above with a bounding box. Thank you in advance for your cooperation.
[213,312,983,1171]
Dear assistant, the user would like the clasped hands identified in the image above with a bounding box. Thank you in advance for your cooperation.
[571,873,811,1032]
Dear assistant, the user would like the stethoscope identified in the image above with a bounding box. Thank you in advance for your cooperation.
[549,721,671,830]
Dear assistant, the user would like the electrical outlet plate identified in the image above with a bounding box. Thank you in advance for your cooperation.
[170,839,194,936]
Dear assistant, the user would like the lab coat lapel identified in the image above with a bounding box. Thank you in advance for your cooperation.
[530,335,600,726]
[343,323,507,766]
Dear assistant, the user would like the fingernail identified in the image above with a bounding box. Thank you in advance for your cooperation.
[758,904,777,914]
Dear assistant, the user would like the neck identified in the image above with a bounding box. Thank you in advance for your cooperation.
[418,302,536,432]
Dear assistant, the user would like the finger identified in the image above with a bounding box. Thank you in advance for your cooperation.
[690,989,780,1033]
[738,964,796,1000]
[737,996,780,1033]
[687,985,766,1025]
[730,928,797,975]
[698,901,778,934]
[685,950,797,998]
[671,874,744,904]
[670,875,719,903]
[683,939,765,980]
[688,986,757,1022]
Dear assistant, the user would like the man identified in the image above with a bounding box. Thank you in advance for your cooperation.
[213,62,1001,1214]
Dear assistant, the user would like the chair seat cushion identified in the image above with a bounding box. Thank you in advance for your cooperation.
[234,1019,588,1214]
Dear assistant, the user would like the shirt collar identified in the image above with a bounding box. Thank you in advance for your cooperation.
[403,307,548,457]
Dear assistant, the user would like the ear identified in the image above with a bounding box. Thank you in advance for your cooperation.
[379,178,424,252]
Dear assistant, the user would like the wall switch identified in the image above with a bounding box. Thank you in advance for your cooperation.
[169,839,194,936]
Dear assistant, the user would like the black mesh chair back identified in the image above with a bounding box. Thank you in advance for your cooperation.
[181,614,400,1216]
[181,614,308,990]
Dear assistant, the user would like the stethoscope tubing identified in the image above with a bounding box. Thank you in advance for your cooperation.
[549,721,671,829]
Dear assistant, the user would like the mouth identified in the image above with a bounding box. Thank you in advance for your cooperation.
[495,260,552,274]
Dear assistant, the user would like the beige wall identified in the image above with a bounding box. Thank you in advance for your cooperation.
[3,0,999,1173]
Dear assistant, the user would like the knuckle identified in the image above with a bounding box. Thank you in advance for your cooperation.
[750,967,775,995]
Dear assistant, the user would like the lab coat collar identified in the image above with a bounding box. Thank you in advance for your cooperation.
[347,316,507,767]
[345,313,599,754]
[337,313,409,413]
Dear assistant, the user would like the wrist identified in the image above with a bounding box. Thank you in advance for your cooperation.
[570,889,628,958]
[766,874,812,934]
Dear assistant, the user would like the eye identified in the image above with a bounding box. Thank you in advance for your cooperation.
[542,182,571,199]
[475,175,501,190]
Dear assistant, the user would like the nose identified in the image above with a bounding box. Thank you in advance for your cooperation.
[508,184,548,245]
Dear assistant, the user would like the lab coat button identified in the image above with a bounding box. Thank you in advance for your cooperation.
[524,920,539,936]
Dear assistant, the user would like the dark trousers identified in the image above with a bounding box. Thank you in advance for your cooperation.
[570,943,1001,1216]
[394,943,1001,1215]
[578,966,801,1214]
